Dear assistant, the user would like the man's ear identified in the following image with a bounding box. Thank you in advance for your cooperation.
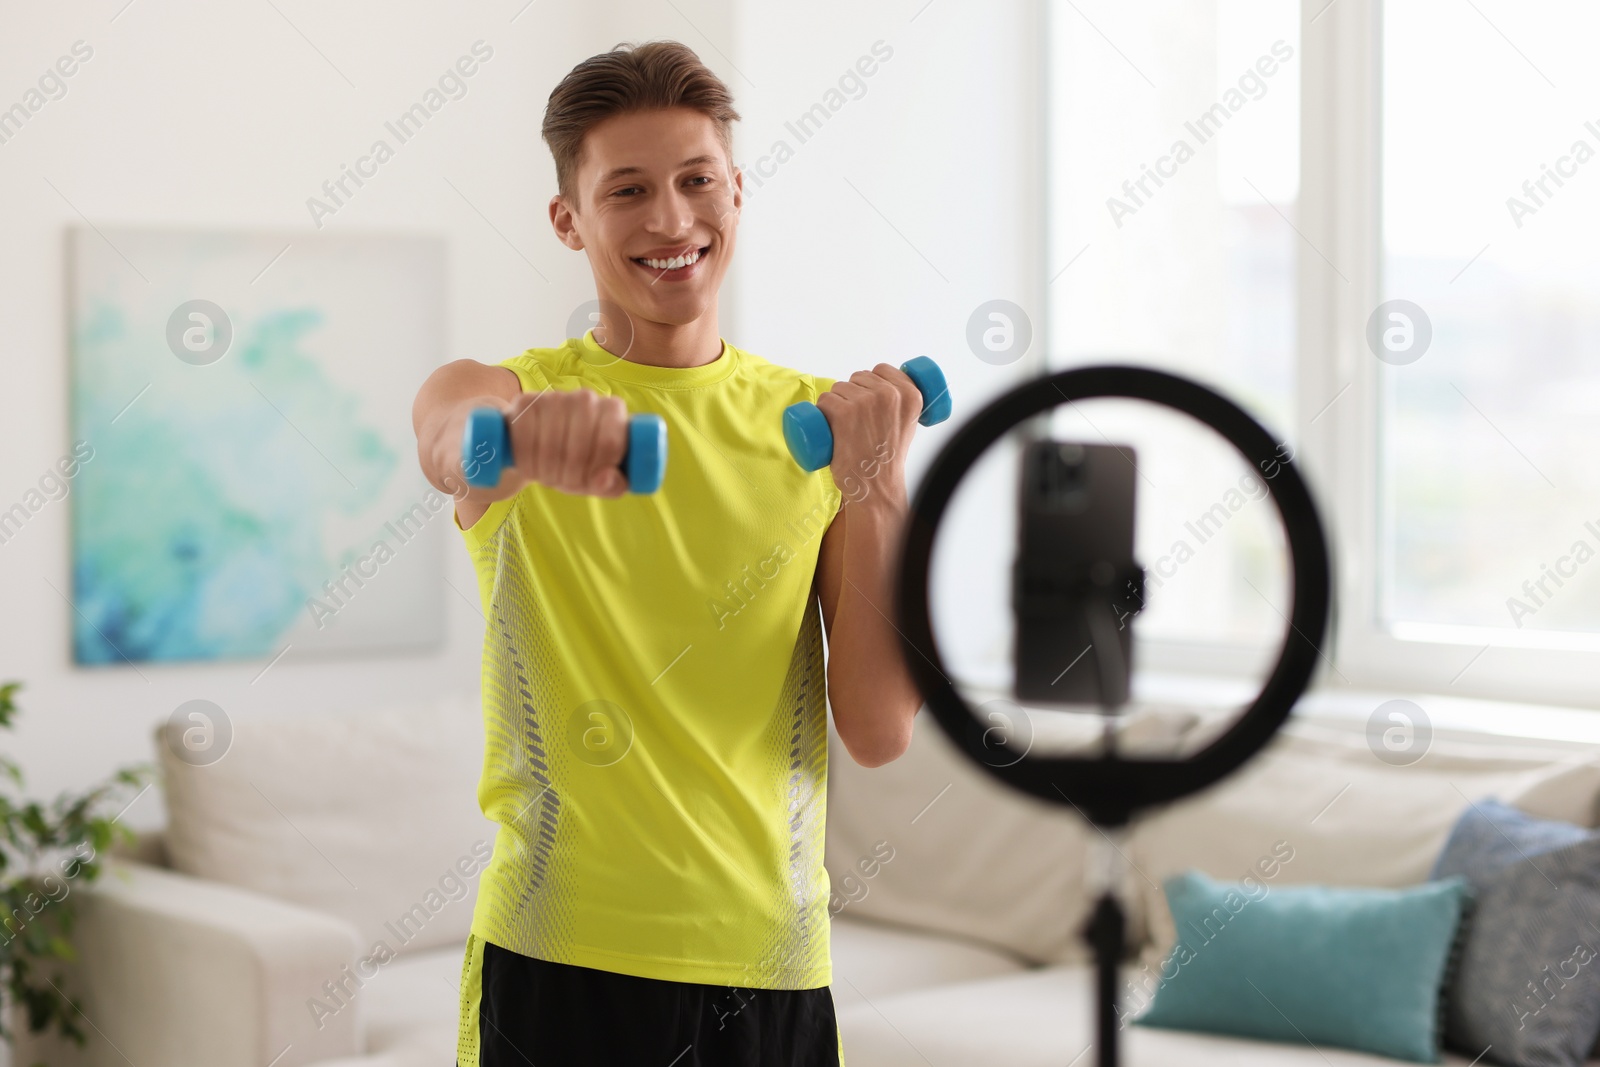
[550,195,585,251]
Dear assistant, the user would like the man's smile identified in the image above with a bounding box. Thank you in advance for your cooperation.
[632,244,711,279]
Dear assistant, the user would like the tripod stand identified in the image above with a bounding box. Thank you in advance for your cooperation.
[893,365,1333,1067]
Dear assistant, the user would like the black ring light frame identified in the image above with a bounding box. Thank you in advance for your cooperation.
[894,365,1333,830]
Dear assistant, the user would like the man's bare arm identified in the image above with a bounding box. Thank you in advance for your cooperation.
[815,498,922,769]
[412,359,524,530]
[412,358,632,531]
[812,363,928,768]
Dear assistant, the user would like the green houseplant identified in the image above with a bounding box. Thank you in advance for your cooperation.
[0,681,156,1064]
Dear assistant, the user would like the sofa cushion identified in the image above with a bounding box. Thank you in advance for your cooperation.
[157,694,496,957]
[1128,719,1600,971]
[1432,798,1600,1067]
[356,939,465,1064]
[834,960,1498,1066]
[291,941,463,1067]
[828,912,1030,1014]
[339,915,1027,1066]
[1134,872,1471,1063]
[825,706,1164,967]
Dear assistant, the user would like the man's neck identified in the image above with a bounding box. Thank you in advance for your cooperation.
[598,313,723,370]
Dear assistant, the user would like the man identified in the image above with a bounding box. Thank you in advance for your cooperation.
[412,39,923,1066]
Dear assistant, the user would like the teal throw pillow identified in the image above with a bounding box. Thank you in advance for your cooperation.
[1134,870,1471,1063]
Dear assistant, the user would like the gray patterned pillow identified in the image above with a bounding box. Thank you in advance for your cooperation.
[1431,798,1600,1067]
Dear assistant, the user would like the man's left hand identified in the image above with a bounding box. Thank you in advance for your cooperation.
[815,363,922,508]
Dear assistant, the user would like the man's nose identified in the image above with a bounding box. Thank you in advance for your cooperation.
[644,185,697,239]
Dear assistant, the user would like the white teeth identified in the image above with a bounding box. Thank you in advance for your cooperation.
[639,248,702,271]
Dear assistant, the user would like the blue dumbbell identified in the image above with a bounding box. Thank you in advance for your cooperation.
[460,407,667,494]
[782,356,951,473]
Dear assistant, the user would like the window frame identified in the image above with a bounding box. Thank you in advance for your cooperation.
[1040,0,1600,708]
[1301,0,1599,707]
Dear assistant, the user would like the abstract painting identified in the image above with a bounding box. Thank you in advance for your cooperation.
[68,227,447,665]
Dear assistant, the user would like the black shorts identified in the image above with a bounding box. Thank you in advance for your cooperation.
[456,933,845,1066]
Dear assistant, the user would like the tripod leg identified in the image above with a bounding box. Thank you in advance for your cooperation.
[1083,892,1124,1067]
[1080,826,1129,1067]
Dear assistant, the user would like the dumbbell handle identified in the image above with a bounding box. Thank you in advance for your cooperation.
[460,407,667,494]
[782,356,951,473]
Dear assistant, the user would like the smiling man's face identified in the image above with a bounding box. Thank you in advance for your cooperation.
[553,106,741,340]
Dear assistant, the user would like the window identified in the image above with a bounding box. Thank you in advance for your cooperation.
[1044,0,1600,706]
[1379,0,1600,641]
[1326,0,1600,705]
[1045,0,1301,668]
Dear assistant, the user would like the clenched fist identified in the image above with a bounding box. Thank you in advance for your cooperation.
[487,387,631,498]
[816,363,922,507]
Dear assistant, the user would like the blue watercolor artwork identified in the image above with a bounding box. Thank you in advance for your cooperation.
[68,227,447,666]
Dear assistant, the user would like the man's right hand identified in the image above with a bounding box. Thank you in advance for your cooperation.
[495,387,630,499]
[413,360,633,531]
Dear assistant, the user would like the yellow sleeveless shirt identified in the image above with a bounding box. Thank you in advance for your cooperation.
[456,331,842,989]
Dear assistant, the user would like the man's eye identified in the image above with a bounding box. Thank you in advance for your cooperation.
[689,176,713,187]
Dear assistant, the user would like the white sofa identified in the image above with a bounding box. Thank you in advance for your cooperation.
[18,691,1600,1067]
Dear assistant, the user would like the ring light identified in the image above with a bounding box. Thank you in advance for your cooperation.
[893,365,1332,828]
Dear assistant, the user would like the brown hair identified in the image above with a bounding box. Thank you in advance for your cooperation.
[542,40,741,211]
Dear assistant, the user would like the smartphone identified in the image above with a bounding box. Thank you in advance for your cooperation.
[1011,439,1141,707]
